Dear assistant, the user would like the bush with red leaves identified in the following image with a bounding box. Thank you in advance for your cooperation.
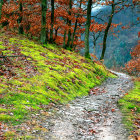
[125,38,140,76]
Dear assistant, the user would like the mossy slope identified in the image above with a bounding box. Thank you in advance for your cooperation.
[0,34,114,124]
[119,81,140,132]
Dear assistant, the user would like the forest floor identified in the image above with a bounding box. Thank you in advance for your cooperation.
[41,71,134,140]
[0,33,139,139]
[1,67,139,140]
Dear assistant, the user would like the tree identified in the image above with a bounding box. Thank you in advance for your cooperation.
[90,20,106,56]
[0,0,86,50]
[99,0,139,61]
[66,0,72,49]
[1,0,19,28]
[85,0,92,59]
[41,0,47,44]
[71,0,82,49]
[0,0,3,20]
[63,30,67,48]
[50,0,54,43]
[100,0,115,60]
[18,1,24,34]
[92,31,101,55]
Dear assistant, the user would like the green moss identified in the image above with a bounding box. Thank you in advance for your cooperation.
[0,45,5,49]
[0,36,115,126]
[0,41,3,45]
[0,88,6,93]
[2,50,15,55]
[8,80,23,86]
[17,135,35,140]
[0,114,14,122]
[118,81,140,130]
[0,108,8,113]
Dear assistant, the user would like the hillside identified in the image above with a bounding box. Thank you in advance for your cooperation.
[0,33,115,127]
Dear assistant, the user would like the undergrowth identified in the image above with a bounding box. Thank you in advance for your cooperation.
[0,33,115,126]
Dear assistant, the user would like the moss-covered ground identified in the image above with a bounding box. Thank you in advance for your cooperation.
[118,80,140,136]
[0,32,115,137]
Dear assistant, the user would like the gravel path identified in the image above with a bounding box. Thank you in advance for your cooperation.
[44,71,133,140]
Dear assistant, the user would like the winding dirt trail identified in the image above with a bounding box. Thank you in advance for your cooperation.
[44,71,133,140]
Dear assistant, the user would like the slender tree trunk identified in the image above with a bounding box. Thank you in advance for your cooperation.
[46,26,48,41]
[71,19,77,49]
[85,0,92,59]
[92,31,101,55]
[46,2,48,41]
[18,2,24,34]
[100,0,115,60]
[63,30,66,49]
[41,0,47,44]
[71,0,82,49]
[55,28,59,40]
[0,0,3,20]
[50,0,54,43]
[66,0,72,49]
[93,42,96,55]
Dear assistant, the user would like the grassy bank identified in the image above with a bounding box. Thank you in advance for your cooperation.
[118,80,140,135]
[0,33,115,126]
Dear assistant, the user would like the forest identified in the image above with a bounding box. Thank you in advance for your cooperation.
[0,0,139,139]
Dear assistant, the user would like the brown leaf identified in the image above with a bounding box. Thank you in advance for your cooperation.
[111,109,115,112]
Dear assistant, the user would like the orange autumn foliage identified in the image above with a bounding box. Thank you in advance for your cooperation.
[125,40,140,76]
[0,0,87,48]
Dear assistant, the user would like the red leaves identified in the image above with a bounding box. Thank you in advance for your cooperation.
[0,122,4,140]
[134,118,140,129]
[111,108,115,112]
[138,32,140,38]
[124,93,128,96]
[96,76,100,80]
[0,0,87,47]
[89,87,106,95]
[121,25,130,30]
[125,41,140,75]
[89,87,98,95]
[90,53,98,60]
[89,129,96,135]
[133,0,139,5]
[90,23,106,33]
[49,67,54,70]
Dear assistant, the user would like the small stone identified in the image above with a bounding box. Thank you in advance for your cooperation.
[9,112,13,116]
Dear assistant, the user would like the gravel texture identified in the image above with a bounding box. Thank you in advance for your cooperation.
[43,71,133,140]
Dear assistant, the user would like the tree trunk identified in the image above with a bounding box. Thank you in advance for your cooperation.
[41,0,47,44]
[85,0,92,59]
[92,31,101,55]
[71,0,82,49]
[55,28,59,40]
[70,19,77,49]
[63,30,66,49]
[18,2,24,34]
[0,0,3,20]
[46,26,48,41]
[50,0,54,43]
[100,0,115,60]
[66,0,72,49]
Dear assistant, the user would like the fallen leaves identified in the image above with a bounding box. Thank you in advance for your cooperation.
[128,135,140,140]
[89,129,96,135]
[40,111,50,117]
[89,87,106,95]
[125,93,128,95]
[111,108,115,112]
